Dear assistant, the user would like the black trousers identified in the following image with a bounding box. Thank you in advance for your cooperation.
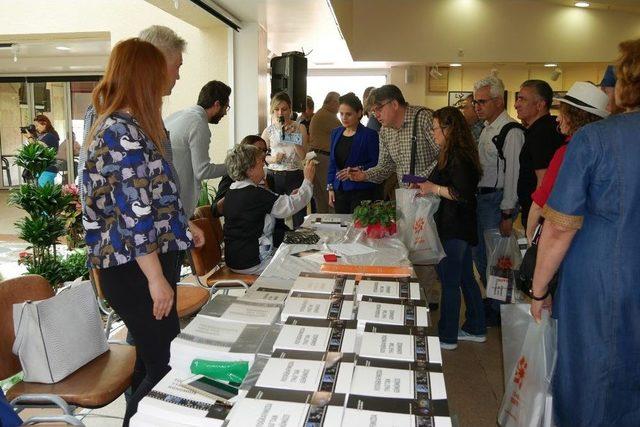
[269,169,306,228]
[98,251,180,426]
[334,188,379,214]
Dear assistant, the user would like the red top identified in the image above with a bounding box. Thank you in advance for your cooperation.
[531,136,571,207]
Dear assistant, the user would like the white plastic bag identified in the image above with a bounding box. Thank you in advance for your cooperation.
[485,229,523,303]
[498,311,557,427]
[395,189,445,265]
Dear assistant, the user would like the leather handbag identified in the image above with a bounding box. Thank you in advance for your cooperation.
[516,225,558,297]
[12,280,109,384]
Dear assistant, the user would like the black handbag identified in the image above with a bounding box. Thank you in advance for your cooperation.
[515,224,558,297]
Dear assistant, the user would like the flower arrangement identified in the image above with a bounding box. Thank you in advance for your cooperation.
[352,200,397,239]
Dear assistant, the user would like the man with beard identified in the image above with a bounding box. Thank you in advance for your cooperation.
[165,80,230,218]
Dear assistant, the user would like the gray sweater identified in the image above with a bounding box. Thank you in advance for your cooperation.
[164,105,226,218]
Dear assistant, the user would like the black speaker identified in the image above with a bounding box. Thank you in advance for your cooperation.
[270,52,307,112]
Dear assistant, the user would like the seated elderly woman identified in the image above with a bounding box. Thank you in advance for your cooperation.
[223,143,315,274]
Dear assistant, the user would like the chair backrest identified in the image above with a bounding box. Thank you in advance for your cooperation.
[189,217,222,276]
[0,275,54,380]
[193,205,223,244]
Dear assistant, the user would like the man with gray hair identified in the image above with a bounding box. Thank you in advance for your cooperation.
[309,91,341,212]
[79,25,187,198]
[472,76,525,325]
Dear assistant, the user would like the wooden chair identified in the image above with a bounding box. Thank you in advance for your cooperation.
[189,215,257,290]
[0,274,135,425]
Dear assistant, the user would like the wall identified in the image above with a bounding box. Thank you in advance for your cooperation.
[389,63,609,118]
[333,0,640,63]
[0,0,231,168]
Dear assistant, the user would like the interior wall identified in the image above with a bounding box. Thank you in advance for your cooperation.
[333,0,640,63]
[389,63,609,118]
[0,0,231,169]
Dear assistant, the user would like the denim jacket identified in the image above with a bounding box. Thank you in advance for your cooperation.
[82,112,192,268]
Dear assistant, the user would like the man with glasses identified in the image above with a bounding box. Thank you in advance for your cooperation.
[344,84,438,187]
[472,76,525,325]
[165,80,230,218]
[455,94,484,144]
[345,84,439,308]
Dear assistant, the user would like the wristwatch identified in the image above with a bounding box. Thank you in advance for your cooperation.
[501,211,512,221]
[528,287,550,301]
[326,184,334,191]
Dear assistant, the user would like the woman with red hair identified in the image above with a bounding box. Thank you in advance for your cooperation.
[81,38,193,425]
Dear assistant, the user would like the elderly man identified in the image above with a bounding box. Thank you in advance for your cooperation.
[346,84,438,185]
[164,81,230,219]
[515,80,564,228]
[472,76,525,325]
[309,91,340,213]
[346,84,439,307]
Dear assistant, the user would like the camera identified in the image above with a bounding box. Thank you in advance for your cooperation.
[20,124,36,135]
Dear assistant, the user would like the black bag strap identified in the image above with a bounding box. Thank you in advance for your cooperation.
[491,121,526,173]
[410,107,429,175]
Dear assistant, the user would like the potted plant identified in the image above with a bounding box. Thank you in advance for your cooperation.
[9,141,88,288]
[352,200,397,239]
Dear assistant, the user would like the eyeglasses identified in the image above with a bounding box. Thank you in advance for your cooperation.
[471,98,496,106]
[372,100,393,114]
[224,104,231,112]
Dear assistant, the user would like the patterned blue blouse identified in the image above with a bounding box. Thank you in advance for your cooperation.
[82,112,193,269]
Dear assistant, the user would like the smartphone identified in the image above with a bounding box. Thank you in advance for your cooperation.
[181,375,239,403]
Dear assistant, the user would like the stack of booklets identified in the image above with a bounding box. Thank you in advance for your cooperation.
[252,350,355,394]
[225,387,346,427]
[199,294,281,325]
[358,324,442,366]
[281,293,355,322]
[288,272,356,296]
[356,296,430,329]
[241,287,289,304]
[131,370,232,427]
[353,276,423,301]
[344,357,450,425]
[272,318,358,354]
[169,315,276,374]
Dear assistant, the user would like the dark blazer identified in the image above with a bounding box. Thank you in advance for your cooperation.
[327,123,379,192]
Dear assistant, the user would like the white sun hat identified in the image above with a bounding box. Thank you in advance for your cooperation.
[554,82,610,118]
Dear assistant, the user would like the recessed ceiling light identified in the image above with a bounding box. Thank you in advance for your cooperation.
[449,63,462,67]
[544,63,558,68]
[56,46,71,51]
[574,1,590,7]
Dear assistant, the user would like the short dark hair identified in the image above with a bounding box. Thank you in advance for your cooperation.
[338,92,363,113]
[197,80,231,110]
[372,84,407,107]
[521,79,553,110]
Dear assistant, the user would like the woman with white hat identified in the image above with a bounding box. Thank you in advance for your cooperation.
[525,81,609,241]
[529,38,640,425]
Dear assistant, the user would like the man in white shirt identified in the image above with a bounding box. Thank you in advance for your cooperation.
[472,76,524,320]
[165,80,230,218]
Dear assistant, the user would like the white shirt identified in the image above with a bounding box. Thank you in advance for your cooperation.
[477,110,525,211]
[262,122,305,171]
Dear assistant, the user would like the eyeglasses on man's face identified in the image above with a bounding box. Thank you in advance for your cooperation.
[372,100,393,114]
[471,97,496,107]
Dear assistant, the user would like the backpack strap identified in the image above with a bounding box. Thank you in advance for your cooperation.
[491,122,526,172]
[410,107,429,175]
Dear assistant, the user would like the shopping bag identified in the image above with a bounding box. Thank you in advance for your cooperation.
[395,189,445,265]
[485,229,523,303]
[498,310,557,427]
[12,280,109,383]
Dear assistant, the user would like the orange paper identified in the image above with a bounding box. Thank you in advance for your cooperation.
[320,264,413,277]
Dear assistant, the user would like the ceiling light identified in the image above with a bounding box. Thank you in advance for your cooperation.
[56,46,71,51]
[449,63,462,67]
[574,1,590,7]
[544,63,558,68]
